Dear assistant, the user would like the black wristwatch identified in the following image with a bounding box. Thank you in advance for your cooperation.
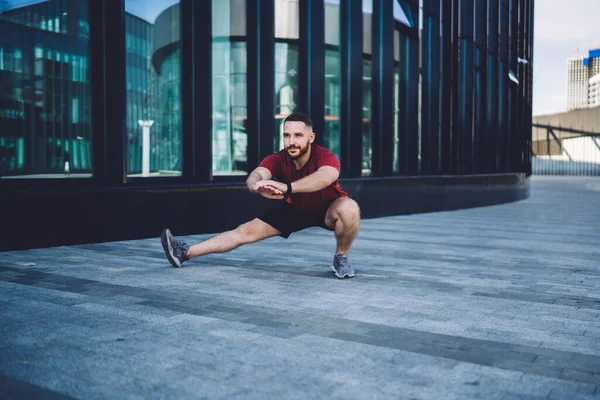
[286,182,293,196]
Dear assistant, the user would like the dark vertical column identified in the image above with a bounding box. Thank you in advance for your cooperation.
[398,29,420,175]
[106,0,126,183]
[299,0,325,145]
[508,0,518,172]
[526,0,534,175]
[498,0,509,172]
[458,0,474,174]
[90,0,126,183]
[340,0,363,177]
[516,0,524,173]
[247,0,275,167]
[440,0,452,174]
[487,0,499,173]
[181,0,212,181]
[450,0,459,174]
[372,0,394,175]
[474,0,487,173]
[89,0,106,178]
[420,0,441,175]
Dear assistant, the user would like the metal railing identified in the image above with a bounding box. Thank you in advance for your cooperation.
[531,124,600,176]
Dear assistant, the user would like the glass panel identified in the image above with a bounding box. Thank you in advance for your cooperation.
[212,0,248,176]
[324,1,341,159]
[0,0,91,178]
[125,0,181,177]
[274,0,299,152]
[362,0,373,175]
[275,42,299,152]
[394,0,413,27]
[393,23,401,172]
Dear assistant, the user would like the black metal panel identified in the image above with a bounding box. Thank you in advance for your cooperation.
[247,0,275,168]
[104,0,127,184]
[498,0,509,172]
[508,0,519,172]
[420,0,441,175]
[89,0,106,179]
[526,0,534,175]
[1,174,530,251]
[450,0,459,174]
[486,0,499,173]
[517,0,526,173]
[440,0,452,174]
[340,0,363,177]
[371,0,394,175]
[299,0,325,145]
[181,0,212,181]
[474,0,487,173]
[458,0,474,174]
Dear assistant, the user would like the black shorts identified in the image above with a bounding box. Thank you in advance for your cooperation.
[258,202,333,238]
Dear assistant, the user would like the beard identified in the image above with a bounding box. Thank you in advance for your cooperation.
[286,143,310,160]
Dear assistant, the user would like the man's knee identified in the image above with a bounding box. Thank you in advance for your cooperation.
[336,198,361,221]
[234,219,273,243]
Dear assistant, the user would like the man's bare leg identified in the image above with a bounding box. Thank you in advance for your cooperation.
[187,218,280,259]
[325,198,361,254]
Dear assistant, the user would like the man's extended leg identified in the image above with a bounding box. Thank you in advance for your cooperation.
[161,219,281,267]
[188,219,281,258]
[324,198,361,278]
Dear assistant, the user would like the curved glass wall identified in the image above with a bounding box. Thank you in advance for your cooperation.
[0,0,91,178]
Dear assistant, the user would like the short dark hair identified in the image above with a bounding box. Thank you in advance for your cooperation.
[283,112,313,129]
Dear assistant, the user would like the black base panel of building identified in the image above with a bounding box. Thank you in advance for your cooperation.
[0,174,528,251]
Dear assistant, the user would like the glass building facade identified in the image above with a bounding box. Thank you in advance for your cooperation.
[1,0,534,250]
[0,0,534,180]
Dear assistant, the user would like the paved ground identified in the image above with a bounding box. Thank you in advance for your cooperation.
[1,176,599,399]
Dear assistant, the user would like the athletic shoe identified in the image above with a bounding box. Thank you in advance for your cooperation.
[330,254,355,279]
[160,229,190,268]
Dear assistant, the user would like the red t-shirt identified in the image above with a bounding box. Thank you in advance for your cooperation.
[259,144,348,214]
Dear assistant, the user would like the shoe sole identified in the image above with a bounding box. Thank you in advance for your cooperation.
[161,229,181,268]
[330,265,355,279]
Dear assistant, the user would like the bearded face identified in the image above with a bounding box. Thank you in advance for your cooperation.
[286,141,310,160]
[283,121,315,161]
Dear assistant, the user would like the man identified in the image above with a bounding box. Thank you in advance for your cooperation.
[160,112,360,278]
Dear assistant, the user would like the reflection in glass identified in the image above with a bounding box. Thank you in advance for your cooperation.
[362,0,373,175]
[324,1,341,159]
[212,0,247,176]
[275,43,299,151]
[0,0,91,178]
[125,0,181,177]
[362,60,373,175]
[274,0,299,152]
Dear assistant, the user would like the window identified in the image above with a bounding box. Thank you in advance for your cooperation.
[124,0,181,177]
[212,0,248,175]
[0,1,91,178]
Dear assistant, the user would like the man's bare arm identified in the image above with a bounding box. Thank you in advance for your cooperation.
[253,166,339,194]
[246,167,272,192]
[290,166,339,193]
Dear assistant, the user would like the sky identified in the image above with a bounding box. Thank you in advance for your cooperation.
[6,0,600,117]
[533,0,600,116]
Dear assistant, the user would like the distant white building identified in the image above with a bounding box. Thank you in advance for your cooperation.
[589,74,600,108]
[567,49,600,111]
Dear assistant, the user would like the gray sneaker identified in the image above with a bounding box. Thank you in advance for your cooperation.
[160,229,190,268]
[330,254,355,279]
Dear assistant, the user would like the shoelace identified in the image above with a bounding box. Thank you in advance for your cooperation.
[335,255,348,267]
